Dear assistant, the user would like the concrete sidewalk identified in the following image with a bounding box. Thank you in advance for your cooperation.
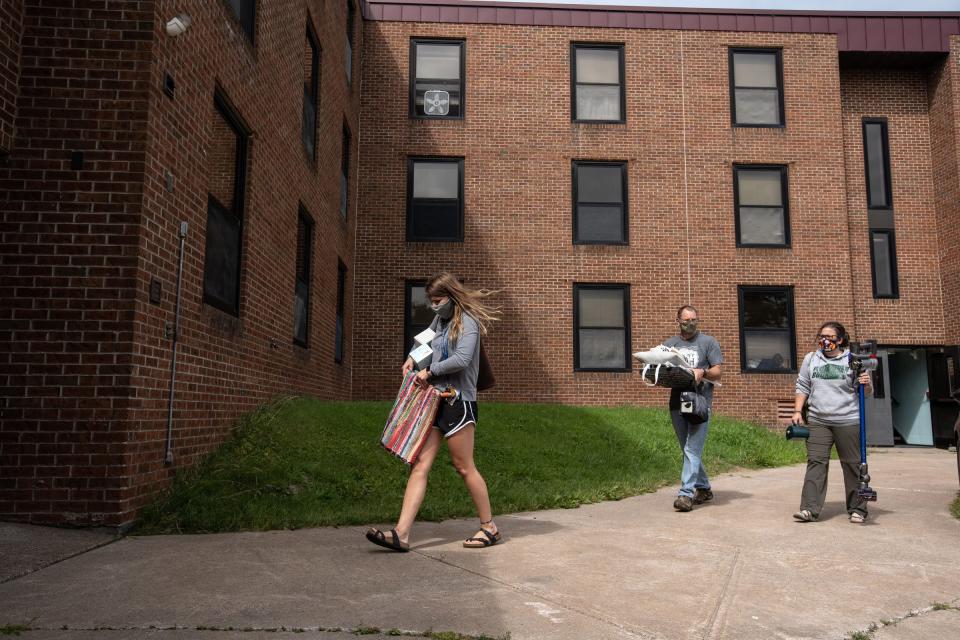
[2,448,958,640]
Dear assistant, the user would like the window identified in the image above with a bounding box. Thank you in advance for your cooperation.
[227,0,256,43]
[203,91,249,316]
[734,165,789,247]
[335,260,347,362]
[410,39,464,118]
[729,49,784,127]
[571,44,625,123]
[404,281,432,358]
[738,286,795,373]
[863,119,898,298]
[870,230,899,298]
[345,0,356,82]
[406,157,463,242]
[863,119,892,209]
[574,284,631,371]
[302,25,320,161]
[341,123,351,219]
[573,162,628,244]
[293,208,314,347]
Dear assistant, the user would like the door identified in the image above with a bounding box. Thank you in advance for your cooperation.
[865,349,894,446]
[888,349,934,446]
[927,346,960,449]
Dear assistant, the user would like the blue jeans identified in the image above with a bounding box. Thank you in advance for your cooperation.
[670,410,711,497]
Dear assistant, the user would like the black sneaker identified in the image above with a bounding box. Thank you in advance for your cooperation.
[693,488,714,504]
[673,495,693,512]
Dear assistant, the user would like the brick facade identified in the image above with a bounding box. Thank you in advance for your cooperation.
[1,1,959,527]
[929,40,960,347]
[0,0,22,154]
[354,21,960,423]
[1,0,359,526]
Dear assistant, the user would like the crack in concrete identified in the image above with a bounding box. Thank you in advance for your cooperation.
[702,548,741,640]
[0,535,122,585]
[845,596,960,639]
[1,623,504,638]
[410,548,658,640]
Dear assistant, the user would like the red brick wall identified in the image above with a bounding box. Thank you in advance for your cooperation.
[840,67,946,345]
[0,0,22,153]
[119,0,360,523]
[354,22,858,424]
[1,0,361,526]
[0,0,153,525]
[929,40,960,347]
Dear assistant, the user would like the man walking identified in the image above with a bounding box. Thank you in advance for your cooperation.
[663,305,723,512]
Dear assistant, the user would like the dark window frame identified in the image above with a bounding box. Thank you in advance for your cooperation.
[862,118,893,210]
[226,0,256,44]
[404,279,430,360]
[869,228,900,299]
[293,207,314,348]
[203,89,250,317]
[570,42,626,124]
[572,160,629,245]
[573,283,632,373]
[335,259,347,362]
[409,38,466,120]
[302,23,320,163]
[406,156,465,243]
[737,285,797,374]
[341,122,351,219]
[733,164,791,248]
[728,48,785,128]
[345,0,356,83]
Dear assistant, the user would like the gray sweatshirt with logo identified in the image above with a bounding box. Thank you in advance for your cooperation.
[426,313,480,401]
[795,349,869,427]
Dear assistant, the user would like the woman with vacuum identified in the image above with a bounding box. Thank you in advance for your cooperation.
[792,321,872,524]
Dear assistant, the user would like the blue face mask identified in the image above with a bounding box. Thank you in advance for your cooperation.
[431,298,454,320]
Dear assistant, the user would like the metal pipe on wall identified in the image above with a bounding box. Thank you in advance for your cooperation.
[164,221,188,465]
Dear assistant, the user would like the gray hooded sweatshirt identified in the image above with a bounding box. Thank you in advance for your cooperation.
[426,313,480,401]
[795,349,868,427]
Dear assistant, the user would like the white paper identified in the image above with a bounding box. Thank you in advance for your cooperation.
[413,327,436,347]
[409,343,433,370]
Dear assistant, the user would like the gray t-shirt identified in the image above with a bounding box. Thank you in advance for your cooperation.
[663,332,723,409]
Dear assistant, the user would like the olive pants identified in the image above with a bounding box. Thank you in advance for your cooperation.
[799,423,868,518]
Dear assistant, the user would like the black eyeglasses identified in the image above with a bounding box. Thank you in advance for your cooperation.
[817,334,839,340]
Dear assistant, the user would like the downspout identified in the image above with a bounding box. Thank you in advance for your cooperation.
[164,221,188,465]
[348,3,365,401]
[679,30,691,304]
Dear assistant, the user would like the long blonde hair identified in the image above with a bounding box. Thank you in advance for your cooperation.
[426,272,500,342]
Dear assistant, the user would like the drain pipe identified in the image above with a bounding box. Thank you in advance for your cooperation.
[164,221,188,465]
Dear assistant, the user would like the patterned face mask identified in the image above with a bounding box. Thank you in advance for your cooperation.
[679,320,699,334]
[818,337,840,352]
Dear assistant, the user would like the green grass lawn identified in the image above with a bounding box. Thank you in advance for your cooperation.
[951,493,960,520]
[133,398,805,534]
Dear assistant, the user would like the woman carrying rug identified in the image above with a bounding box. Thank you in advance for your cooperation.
[366,272,501,551]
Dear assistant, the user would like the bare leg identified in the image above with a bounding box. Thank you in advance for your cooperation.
[446,425,497,539]
[394,428,443,544]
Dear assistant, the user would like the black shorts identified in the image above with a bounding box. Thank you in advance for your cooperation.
[434,399,478,438]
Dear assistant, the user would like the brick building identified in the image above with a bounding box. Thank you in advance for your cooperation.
[1,0,360,526]
[1,0,959,527]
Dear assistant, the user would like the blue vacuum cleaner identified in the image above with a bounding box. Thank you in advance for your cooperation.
[849,341,879,502]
